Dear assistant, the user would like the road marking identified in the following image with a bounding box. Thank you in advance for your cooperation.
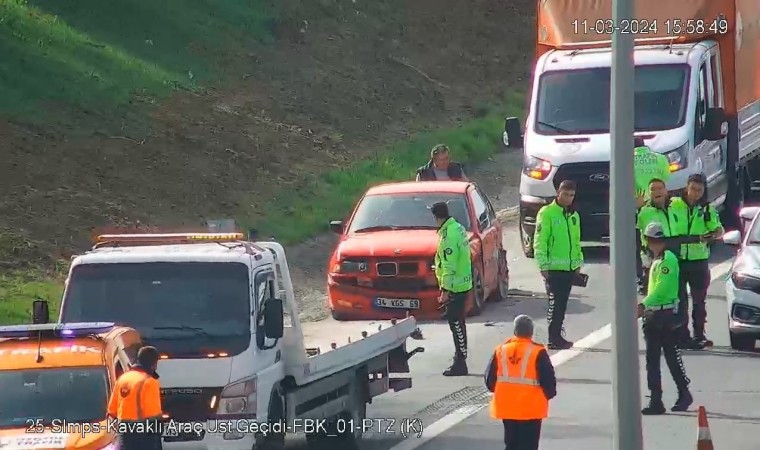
[388,258,734,450]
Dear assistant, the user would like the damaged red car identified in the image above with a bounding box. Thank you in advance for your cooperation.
[327,181,509,320]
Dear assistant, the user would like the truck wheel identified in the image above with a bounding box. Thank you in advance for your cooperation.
[468,266,486,316]
[729,331,756,352]
[255,389,286,450]
[305,375,367,449]
[519,218,535,259]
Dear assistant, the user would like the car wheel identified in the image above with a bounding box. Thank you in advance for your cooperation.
[331,310,349,321]
[468,266,486,316]
[490,249,509,302]
[519,220,534,259]
[729,330,756,351]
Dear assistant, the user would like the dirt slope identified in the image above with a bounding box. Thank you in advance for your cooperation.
[1,0,534,271]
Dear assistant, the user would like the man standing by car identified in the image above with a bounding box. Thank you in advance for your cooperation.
[533,180,583,350]
[670,173,724,349]
[432,201,473,376]
[416,144,469,181]
[634,137,671,292]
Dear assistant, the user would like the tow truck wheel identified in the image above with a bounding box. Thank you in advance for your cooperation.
[305,375,367,449]
[468,266,486,316]
[256,388,286,450]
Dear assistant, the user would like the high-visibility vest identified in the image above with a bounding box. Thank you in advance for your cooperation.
[489,337,548,420]
[107,370,162,421]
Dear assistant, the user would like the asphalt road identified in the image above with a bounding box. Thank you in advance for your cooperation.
[293,223,759,450]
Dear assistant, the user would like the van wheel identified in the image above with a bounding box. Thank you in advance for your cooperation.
[729,331,756,352]
[468,267,486,316]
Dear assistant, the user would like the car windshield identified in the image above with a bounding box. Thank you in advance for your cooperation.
[0,367,108,429]
[347,193,471,233]
[747,217,760,244]
[61,262,251,356]
[535,64,689,135]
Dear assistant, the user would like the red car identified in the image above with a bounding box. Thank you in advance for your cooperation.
[327,181,509,320]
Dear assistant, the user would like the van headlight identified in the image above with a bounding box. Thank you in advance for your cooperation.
[664,143,688,172]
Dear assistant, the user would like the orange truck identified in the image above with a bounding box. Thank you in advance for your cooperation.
[0,322,142,450]
[504,0,760,257]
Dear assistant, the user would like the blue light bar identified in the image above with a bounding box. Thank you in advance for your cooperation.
[0,322,115,339]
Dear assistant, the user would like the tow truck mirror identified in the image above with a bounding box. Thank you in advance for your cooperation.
[32,299,49,324]
[263,298,284,339]
[504,117,523,149]
[704,108,727,141]
[329,220,344,234]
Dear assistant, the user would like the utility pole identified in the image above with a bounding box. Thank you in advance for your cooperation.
[610,0,644,448]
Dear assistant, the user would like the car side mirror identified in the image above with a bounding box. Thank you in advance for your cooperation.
[504,117,523,149]
[32,299,50,324]
[329,220,344,234]
[722,229,741,246]
[704,107,728,141]
[263,298,284,339]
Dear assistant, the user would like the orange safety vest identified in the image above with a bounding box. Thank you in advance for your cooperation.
[489,337,549,420]
[107,370,163,421]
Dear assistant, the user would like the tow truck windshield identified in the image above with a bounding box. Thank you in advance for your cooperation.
[349,193,471,233]
[0,367,108,429]
[61,262,251,356]
[535,64,689,135]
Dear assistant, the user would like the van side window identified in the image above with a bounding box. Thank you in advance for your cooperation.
[695,64,708,145]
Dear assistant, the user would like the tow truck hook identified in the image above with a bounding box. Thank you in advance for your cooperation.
[406,346,424,360]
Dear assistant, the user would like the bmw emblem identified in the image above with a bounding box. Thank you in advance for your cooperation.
[394,249,402,254]
[359,262,367,272]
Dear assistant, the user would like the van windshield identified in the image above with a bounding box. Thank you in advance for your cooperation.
[535,64,689,135]
[0,367,108,429]
[61,262,251,356]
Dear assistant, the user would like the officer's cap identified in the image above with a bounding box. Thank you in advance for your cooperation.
[643,222,666,239]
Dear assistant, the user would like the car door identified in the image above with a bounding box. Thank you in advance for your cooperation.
[469,187,498,293]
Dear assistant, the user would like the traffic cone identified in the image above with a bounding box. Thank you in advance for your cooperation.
[697,406,714,450]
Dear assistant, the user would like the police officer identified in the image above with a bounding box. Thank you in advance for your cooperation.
[638,223,693,415]
[533,180,583,350]
[416,144,469,181]
[432,201,473,376]
[636,178,678,293]
[485,315,556,450]
[633,137,671,291]
[108,346,163,450]
[670,173,724,349]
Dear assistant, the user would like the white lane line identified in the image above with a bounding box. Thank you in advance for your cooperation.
[388,259,734,450]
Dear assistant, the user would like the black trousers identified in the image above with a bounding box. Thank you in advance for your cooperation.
[503,419,542,450]
[677,260,710,340]
[545,271,573,341]
[643,310,690,394]
[443,291,469,358]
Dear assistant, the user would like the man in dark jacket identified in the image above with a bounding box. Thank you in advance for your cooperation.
[485,315,556,450]
[416,144,469,181]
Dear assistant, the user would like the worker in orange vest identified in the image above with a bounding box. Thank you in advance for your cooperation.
[485,315,557,450]
[107,346,164,450]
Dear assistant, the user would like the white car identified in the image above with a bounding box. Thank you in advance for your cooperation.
[723,206,760,351]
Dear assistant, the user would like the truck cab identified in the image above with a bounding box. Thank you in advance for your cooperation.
[0,322,142,450]
[49,232,420,449]
[504,0,760,258]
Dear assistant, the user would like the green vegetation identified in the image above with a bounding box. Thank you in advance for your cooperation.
[0,90,523,325]
[0,0,275,123]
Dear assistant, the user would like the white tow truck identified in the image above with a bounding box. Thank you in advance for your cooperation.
[33,232,423,449]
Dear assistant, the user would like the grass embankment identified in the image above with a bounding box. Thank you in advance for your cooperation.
[0,0,275,124]
[0,90,523,325]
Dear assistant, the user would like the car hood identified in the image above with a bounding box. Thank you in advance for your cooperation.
[338,229,442,258]
[735,246,760,274]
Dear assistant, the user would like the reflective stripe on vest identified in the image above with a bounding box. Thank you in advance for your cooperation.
[496,344,540,386]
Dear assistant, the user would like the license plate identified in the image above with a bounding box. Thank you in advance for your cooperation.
[375,297,420,309]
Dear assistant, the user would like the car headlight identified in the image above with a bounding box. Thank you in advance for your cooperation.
[523,156,553,180]
[731,272,760,291]
[664,143,688,172]
[332,259,369,273]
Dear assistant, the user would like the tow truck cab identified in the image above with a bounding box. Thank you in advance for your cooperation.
[0,322,142,450]
[49,232,420,449]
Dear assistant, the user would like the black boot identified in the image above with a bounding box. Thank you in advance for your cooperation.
[641,392,666,415]
[548,329,573,350]
[671,388,693,412]
[443,355,468,376]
